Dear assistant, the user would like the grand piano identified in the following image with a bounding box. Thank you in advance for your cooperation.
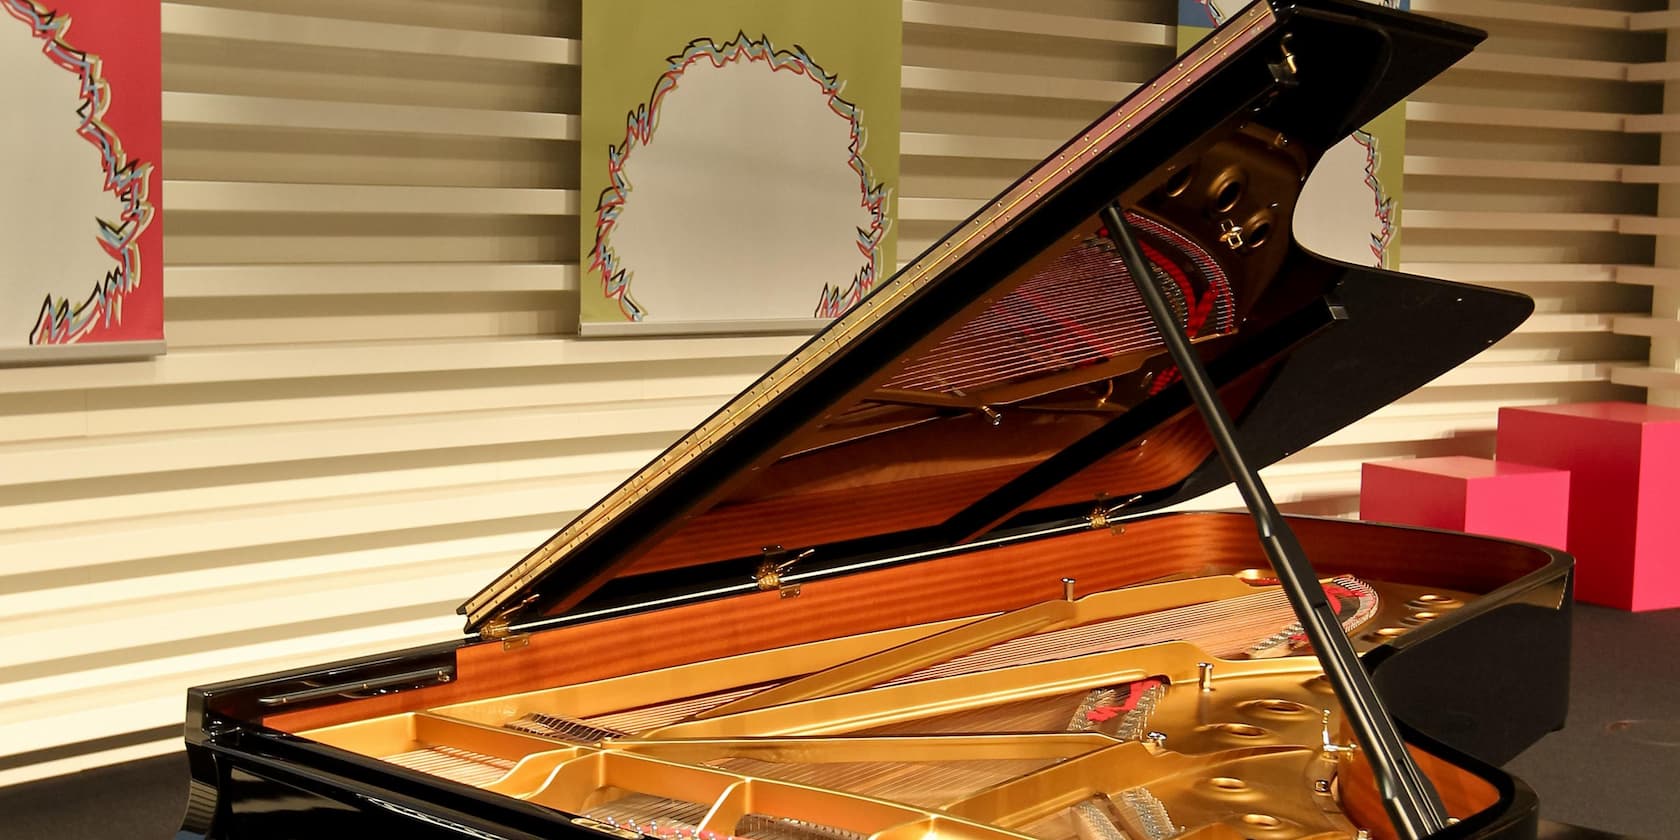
[178,2,1575,838]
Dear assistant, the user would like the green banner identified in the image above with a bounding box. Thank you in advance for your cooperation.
[580,0,901,334]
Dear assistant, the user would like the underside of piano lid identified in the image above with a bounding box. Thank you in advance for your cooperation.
[460,0,1516,638]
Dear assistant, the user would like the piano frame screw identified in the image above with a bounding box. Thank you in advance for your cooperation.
[1198,661,1214,692]
[1218,219,1245,249]
[1062,577,1077,601]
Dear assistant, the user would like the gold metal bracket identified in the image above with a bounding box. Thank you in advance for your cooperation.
[480,617,532,651]
[1088,494,1143,532]
[480,594,538,646]
[1320,709,1359,755]
[756,546,814,598]
[1218,219,1245,249]
[1270,34,1299,83]
[481,617,513,640]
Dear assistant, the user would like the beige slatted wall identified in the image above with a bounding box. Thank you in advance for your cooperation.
[1632,4,1680,406]
[1260,0,1656,512]
[0,0,1655,787]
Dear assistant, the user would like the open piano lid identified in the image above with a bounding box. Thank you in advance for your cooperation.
[463,0,1516,636]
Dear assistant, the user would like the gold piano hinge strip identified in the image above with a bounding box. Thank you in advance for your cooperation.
[462,3,1280,628]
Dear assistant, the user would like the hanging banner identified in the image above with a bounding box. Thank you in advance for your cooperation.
[1179,0,1406,269]
[579,0,900,336]
[1,0,163,364]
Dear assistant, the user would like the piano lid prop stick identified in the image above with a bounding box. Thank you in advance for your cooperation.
[1097,203,1450,840]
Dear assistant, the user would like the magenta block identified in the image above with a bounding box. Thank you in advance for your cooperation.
[1498,402,1680,612]
[1361,456,1570,551]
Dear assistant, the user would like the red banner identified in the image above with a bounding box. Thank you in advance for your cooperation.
[1,0,162,360]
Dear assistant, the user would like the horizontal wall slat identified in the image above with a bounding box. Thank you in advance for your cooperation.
[901,65,1137,102]
[163,91,578,139]
[1405,155,1622,181]
[166,181,578,215]
[161,3,580,64]
[1452,51,1632,82]
[0,336,799,394]
[1412,0,1630,29]
[901,0,1172,46]
[1407,101,1629,132]
[166,263,579,297]
[0,399,715,491]
[1403,262,1623,283]
[1616,264,1680,285]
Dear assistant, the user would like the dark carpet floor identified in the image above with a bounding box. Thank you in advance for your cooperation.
[1504,604,1680,839]
[1,604,1673,839]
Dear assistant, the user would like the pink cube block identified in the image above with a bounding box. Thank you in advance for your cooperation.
[1361,456,1570,550]
[1498,402,1680,612]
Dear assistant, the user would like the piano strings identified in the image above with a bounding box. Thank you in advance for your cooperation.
[382,745,516,788]
[883,218,1233,397]
[506,577,1375,739]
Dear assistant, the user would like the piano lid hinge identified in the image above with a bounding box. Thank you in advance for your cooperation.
[756,546,814,598]
[480,617,533,652]
[481,617,533,650]
[479,594,538,644]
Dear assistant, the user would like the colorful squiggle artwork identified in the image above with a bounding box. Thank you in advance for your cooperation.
[587,32,889,323]
[1352,128,1396,265]
[2,0,156,346]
